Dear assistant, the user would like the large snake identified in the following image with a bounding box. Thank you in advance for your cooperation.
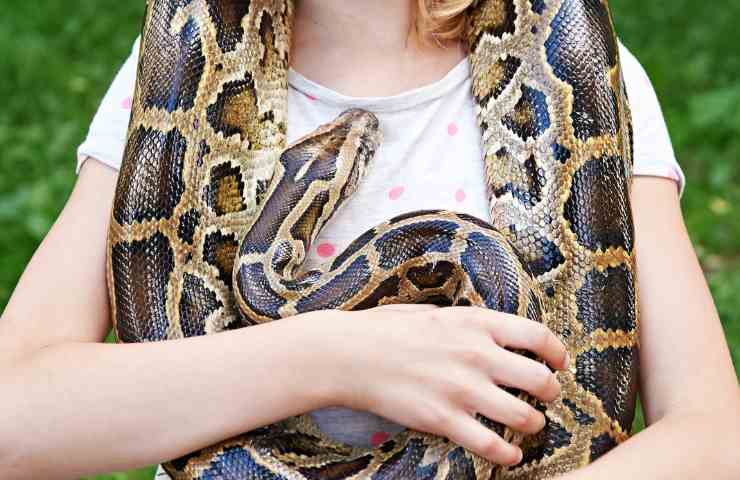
[106,0,638,478]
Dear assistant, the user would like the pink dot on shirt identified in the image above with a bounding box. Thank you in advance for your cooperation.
[388,186,405,200]
[316,242,336,258]
[121,97,133,110]
[370,431,391,447]
[304,92,317,101]
[455,189,466,202]
[447,122,459,136]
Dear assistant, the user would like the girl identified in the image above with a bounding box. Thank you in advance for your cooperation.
[1,1,738,479]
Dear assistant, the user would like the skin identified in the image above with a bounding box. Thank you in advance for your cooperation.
[1,1,738,478]
[291,0,467,96]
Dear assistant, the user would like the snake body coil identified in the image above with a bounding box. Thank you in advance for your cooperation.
[107,1,639,478]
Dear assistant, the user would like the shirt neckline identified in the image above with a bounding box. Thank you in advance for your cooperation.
[287,56,471,113]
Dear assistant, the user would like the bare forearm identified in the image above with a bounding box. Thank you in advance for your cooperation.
[560,404,740,480]
[0,313,339,479]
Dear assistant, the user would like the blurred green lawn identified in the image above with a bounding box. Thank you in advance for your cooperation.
[1,1,738,479]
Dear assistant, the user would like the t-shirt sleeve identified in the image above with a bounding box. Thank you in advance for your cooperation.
[618,41,685,196]
[76,37,140,173]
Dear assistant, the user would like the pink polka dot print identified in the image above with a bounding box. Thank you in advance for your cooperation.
[447,122,459,136]
[370,431,390,447]
[121,97,133,110]
[455,189,466,203]
[316,243,336,258]
[388,186,405,200]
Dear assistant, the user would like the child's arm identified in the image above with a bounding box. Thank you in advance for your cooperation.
[0,159,344,478]
[0,158,569,478]
[561,176,740,479]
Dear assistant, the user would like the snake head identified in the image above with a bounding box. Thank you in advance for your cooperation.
[281,108,381,203]
[332,108,382,200]
[239,109,382,264]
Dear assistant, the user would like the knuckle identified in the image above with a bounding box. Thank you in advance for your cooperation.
[455,346,488,369]
[484,310,505,332]
[459,311,482,330]
[441,377,473,402]
[418,404,451,432]
[511,406,536,430]
[532,365,555,393]
[532,324,551,352]
[480,437,505,461]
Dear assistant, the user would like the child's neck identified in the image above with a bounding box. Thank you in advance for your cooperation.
[291,0,466,97]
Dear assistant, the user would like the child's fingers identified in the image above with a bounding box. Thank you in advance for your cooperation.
[488,346,561,403]
[466,382,546,435]
[484,312,569,371]
[443,411,522,466]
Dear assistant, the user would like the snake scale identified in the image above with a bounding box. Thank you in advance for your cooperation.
[106,0,638,478]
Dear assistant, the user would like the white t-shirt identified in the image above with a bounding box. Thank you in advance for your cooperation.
[77,38,683,478]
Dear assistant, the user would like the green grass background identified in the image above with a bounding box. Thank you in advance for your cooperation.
[1,1,738,478]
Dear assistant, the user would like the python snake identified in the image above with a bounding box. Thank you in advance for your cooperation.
[106,0,638,478]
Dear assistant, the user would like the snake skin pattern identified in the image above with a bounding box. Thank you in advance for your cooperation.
[106,0,638,478]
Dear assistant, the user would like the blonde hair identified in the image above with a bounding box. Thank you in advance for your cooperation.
[415,0,475,44]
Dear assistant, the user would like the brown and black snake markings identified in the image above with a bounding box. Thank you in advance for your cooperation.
[107,0,638,478]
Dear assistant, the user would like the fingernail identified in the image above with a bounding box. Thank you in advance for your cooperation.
[562,352,571,370]
[514,447,523,465]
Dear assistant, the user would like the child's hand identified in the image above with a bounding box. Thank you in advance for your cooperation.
[309,304,568,466]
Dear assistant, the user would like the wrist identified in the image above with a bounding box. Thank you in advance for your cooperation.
[275,310,358,411]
